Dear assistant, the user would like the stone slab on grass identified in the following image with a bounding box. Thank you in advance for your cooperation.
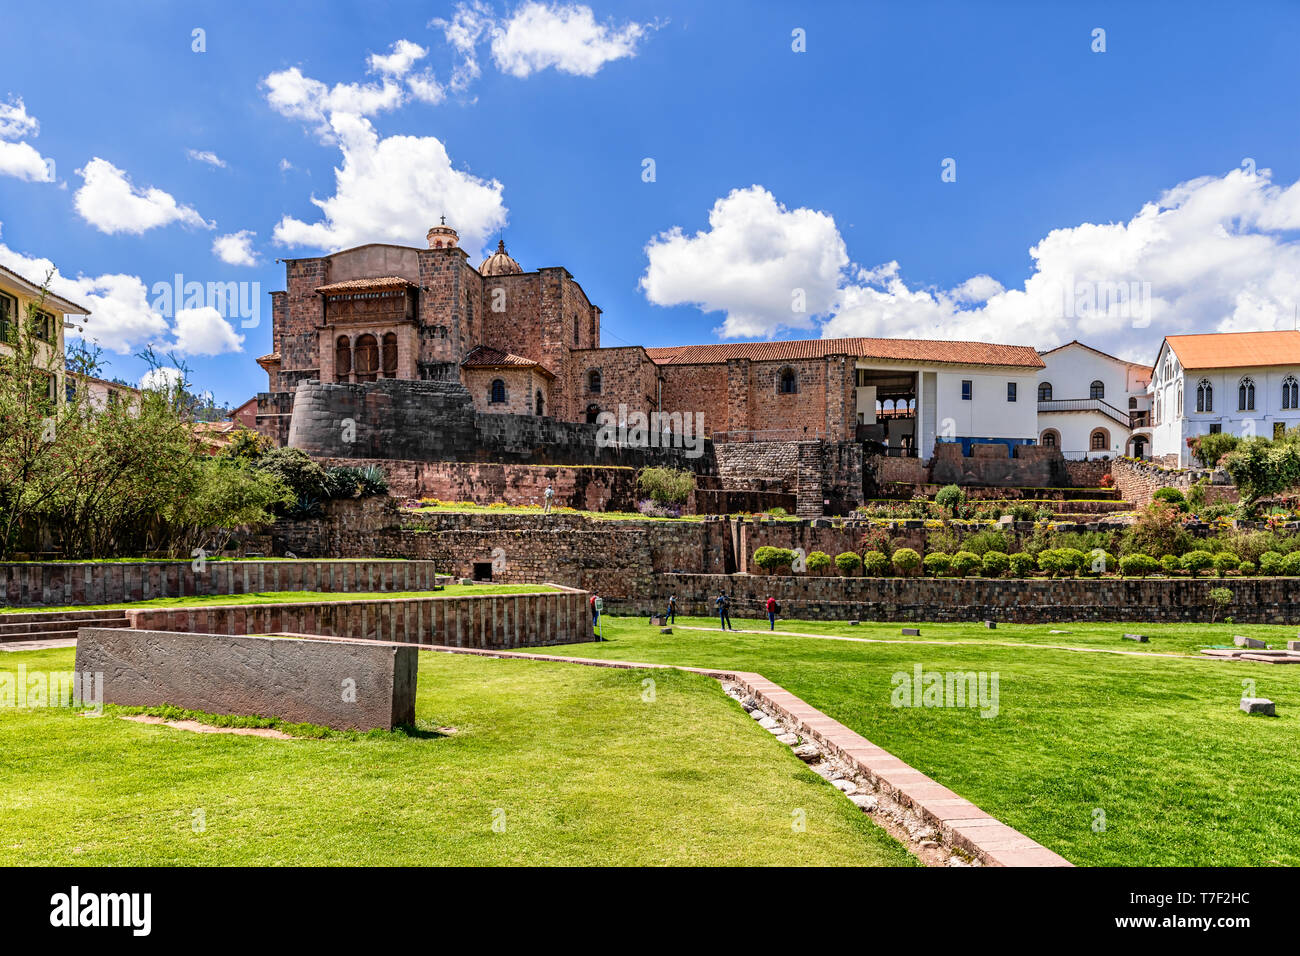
[75,627,417,731]
[1234,635,1267,649]
[1122,633,1148,643]
[1240,697,1277,716]
[901,627,921,636]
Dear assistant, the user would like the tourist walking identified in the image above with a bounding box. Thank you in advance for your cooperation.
[590,592,599,627]
[543,484,554,514]
[715,591,732,631]
[666,594,677,624]
[765,595,778,630]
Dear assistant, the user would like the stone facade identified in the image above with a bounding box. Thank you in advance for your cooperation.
[1111,457,1238,509]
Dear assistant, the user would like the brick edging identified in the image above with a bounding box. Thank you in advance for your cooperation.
[407,642,1072,868]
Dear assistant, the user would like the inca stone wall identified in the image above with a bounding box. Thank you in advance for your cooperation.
[1111,457,1238,509]
[288,378,716,472]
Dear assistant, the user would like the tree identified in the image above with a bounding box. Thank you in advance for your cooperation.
[753,546,795,574]
[950,550,981,577]
[834,551,863,576]
[935,484,965,516]
[1207,587,1233,624]
[805,550,832,575]
[891,547,921,576]
[862,550,890,576]
[1223,435,1300,516]
[923,552,951,577]
[981,550,1010,577]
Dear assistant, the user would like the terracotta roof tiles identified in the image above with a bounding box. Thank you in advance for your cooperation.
[1165,330,1300,370]
[315,276,415,294]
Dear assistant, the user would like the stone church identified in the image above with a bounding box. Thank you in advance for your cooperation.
[255,222,1044,457]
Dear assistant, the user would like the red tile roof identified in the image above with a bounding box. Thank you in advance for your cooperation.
[315,276,414,294]
[643,336,1044,369]
[460,345,555,378]
[1165,330,1300,369]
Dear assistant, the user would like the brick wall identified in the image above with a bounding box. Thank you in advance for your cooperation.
[1,557,442,607]
[649,572,1300,624]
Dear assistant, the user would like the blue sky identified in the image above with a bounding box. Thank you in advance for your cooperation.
[3,0,1300,406]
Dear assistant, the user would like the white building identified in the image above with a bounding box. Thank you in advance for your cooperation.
[1035,341,1152,459]
[1149,330,1300,467]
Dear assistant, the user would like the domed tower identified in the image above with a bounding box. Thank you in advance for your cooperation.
[480,239,523,276]
[426,216,459,249]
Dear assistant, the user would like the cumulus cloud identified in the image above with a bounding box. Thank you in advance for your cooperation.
[490,1,651,77]
[0,96,54,183]
[431,1,494,92]
[263,65,406,140]
[271,112,506,257]
[644,169,1300,362]
[212,230,259,266]
[186,148,227,168]
[171,306,245,356]
[73,158,213,235]
[641,186,849,338]
[367,39,428,76]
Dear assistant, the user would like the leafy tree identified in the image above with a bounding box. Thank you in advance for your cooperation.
[922,551,951,577]
[1259,551,1284,575]
[891,547,921,575]
[1190,432,1240,468]
[804,550,832,575]
[1223,434,1300,516]
[950,550,981,577]
[1008,552,1037,577]
[754,546,795,574]
[935,484,965,516]
[981,550,1010,577]
[862,550,890,576]
[834,551,863,576]
[1207,587,1233,624]
[1212,552,1240,577]
[1181,550,1214,576]
[1161,554,1182,574]
[1119,554,1159,577]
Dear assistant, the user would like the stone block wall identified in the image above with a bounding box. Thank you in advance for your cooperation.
[647,572,1300,624]
[1111,457,1238,509]
[122,587,594,648]
[1,557,441,608]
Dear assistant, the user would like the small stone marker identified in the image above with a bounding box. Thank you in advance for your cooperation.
[1234,635,1267,649]
[984,621,997,629]
[1289,639,1300,651]
[1240,697,1277,716]
[902,627,921,636]
[459,578,474,586]
[659,627,672,635]
[1123,633,1148,643]
[849,620,860,626]
[649,615,666,626]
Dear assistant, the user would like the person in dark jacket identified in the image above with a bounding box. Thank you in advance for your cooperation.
[715,591,732,631]
[765,595,778,630]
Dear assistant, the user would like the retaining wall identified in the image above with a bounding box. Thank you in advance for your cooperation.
[1,558,443,608]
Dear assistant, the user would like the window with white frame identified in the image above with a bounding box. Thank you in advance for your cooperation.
[1238,376,1255,411]
[1196,378,1212,413]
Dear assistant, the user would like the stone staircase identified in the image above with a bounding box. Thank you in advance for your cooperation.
[0,609,130,645]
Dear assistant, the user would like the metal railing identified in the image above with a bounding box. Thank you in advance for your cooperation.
[1037,397,1134,428]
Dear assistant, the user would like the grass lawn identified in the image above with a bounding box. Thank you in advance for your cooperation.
[0,645,914,866]
[0,584,558,616]
[540,615,1300,866]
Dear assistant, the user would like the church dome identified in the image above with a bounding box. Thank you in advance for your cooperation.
[480,239,522,276]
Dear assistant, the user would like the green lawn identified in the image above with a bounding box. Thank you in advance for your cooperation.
[542,615,1300,866]
[0,645,914,866]
[0,584,558,616]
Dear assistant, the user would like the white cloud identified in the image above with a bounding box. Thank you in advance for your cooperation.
[139,366,183,392]
[73,157,213,235]
[186,148,227,168]
[406,69,447,105]
[432,2,494,92]
[212,230,259,267]
[641,186,849,338]
[271,112,506,257]
[278,158,294,172]
[0,96,54,183]
[368,39,427,77]
[645,169,1300,362]
[490,2,651,78]
[263,65,405,140]
[171,306,245,356]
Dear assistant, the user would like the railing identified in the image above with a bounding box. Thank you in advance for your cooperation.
[1037,397,1133,428]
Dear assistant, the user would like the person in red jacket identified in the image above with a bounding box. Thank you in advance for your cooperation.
[765,595,777,631]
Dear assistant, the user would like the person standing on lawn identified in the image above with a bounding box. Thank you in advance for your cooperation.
[543,484,554,515]
[666,594,677,624]
[715,591,732,631]
[765,595,778,630]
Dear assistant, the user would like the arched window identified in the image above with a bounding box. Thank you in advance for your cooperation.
[381,333,398,378]
[573,315,579,346]
[353,334,379,383]
[1155,397,1161,425]
[1038,382,1052,401]
[585,404,600,424]
[535,389,545,417]
[1238,376,1255,411]
[587,369,602,394]
[778,367,797,394]
[1039,429,1059,449]
[1089,380,1105,400]
[1176,382,1183,419]
[490,379,506,404]
[1128,396,1138,409]
[334,335,352,383]
[1090,428,1109,452]
[1284,376,1299,410]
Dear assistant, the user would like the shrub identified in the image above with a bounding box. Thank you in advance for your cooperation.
[1086,549,1118,575]
[981,550,1010,577]
[961,528,1008,556]
[1058,548,1087,576]
[1152,487,1188,510]
[862,550,891,576]
[1099,473,1115,488]
[1208,586,1234,623]
[1121,501,1191,558]
[1191,431,1240,468]
[1282,551,1300,576]
[805,550,832,575]
[1259,551,1284,575]
[935,484,966,516]
[834,551,863,576]
[1009,503,1037,522]
[1119,553,1159,578]
[891,548,922,575]
[1037,549,1063,577]
[950,550,981,577]
[323,465,388,500]
[922,552,951,577]
[1181,550,1214,576]
[636,467,696,505]
[753,546,796,574]
[1239,560,1256,576]
[1161,554,1182,574]
[254,446,331,505]
[1212,552,1240,576]
[1008,552,1037,577]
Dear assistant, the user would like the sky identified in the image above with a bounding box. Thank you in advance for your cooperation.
[3,0,1300,406]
